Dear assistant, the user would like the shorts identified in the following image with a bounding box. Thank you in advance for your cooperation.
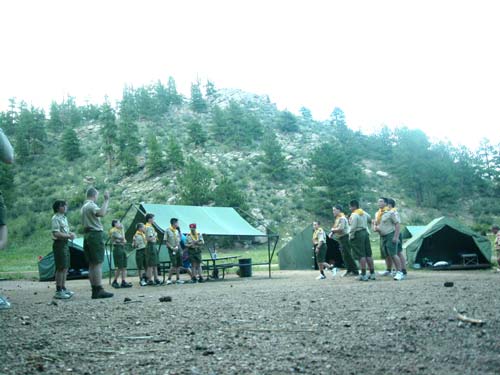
[188,249,202,264]
[350,229,372,259]
[83,231,105,265]
[315,243,327,263]
[0,192,6,226]
[380,232,398,257]
[145,242,159,267]
[53,240,70,270]
[135,248,146,270]
[169,249,183,268]
[113,244,127,269]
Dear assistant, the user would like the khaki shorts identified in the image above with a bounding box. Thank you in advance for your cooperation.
[113,244,127,269]
[145,242,159,267]
[350,229,372,259]
[188,249,202,264]
[169,249,182,268]
[381,233,398,257]
[53,240,70,270]
[135,248,146,270]
[83,231,105,265]
[315,243,327,263]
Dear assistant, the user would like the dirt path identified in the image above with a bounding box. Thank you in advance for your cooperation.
[1,270,499,374]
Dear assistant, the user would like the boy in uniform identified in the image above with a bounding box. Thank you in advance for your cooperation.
[387,198,407,277]
[349,200,375,281]
[110,219,132,288]
[491,225,500,272]
[165,218,184,285]
[51,200,76,299]
[186,223,205,282]
[144,213,161,285]
[133,223,147,286]
[313,221,333,280]
[330,205,359,277]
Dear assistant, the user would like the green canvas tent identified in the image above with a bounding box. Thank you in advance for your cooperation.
[404,217,491,269]
[38,238,114,281]
[401,225,426,240]
[278,225,343,270]
[119,204,279,277]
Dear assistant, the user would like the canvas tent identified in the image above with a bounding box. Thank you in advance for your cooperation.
[38,238,114,281]
[404,217,491,269]
[278,225,344,270]
[401,225,426,240]
[119,204,279,277]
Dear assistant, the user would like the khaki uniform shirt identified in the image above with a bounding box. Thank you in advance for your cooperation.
[133,232,147,249]
[110,228,125,245]
[349,211,370,239]
[378,210,400,236]
[186,231,204,249]
[145,223,157,243]
[165,227,180,250]
[81,200,103,231]
[332,215,349,239]
[312,227,326,245]
[51,213,69,240]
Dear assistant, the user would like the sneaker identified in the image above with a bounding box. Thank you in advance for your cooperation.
[342,270,357,277]
[369,273,376,280]
[91,288,114,299]
[166,279,172,285]
[176,280,184,284]
[316,274,327,280]
[121,281,133,288]
[140,279,147,286]
[146,280,154,286]
[331,267,338,277]
[358,274,369,281]
[111,281,121,289]
[197,277,204,283]
[54,290,71,299]
[0,295,11,310]
[393,271,404,281]
[378,270,391,276]
[62,288,75,297]
[154,279,161,286]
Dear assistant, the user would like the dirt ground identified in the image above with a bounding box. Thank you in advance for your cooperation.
[1,270,499,375]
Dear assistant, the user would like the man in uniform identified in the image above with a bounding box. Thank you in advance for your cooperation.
[165,218,184,284]
[349,200,375,281]
[144,213,161,285]
[133,223,147,286]
[330,205,359,277]
[313,221,333,280]
[186,223,205,283]
[81,187,113,299]
[387,198,407,277]
[373,197,404,281]
[51,200,76,299]
[373,198,393,276]
[0,127,14,310]
[110,219,132,288]
[491,225,500,272]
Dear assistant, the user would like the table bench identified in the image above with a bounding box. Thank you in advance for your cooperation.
[460,253,478,266]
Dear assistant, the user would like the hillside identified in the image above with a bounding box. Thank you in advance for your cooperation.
[0,79,499,273]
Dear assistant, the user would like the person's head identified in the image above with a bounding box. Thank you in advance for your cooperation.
[136,222,145,232]
[377,197,388,209]
[387,198,396,208]
[112,219,122,229]
[332,205,343,216]
[145,213,155,223]
[52,200,67,214]
[313,221,320,230]
[189,223,197,233]
[492,225,500,235]
[170,218,179,228]
[349,200,359,211]
[86,187,98,201]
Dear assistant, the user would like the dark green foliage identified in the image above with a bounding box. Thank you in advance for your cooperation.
[80,103,101,123]
[205,80,217,102]
[213,175,247,210]
[166,137,184,168]
[48,101,64,132]
[154,80,171,115]
[187,120,207,146]
[99,101,117,169]
[61,127,81,161]
[13,103,47,162]
[277,110,299,132]
[118,87,141,174]
[330,107,353,146]
[0,163,15,202]
[224,101,263,146]
[146,136,165,175]
[260,130,287,180]
[190,81,207,113]
[299,106,313,122]
[178,157,212,205]
[167,76,182,106]
[135,86,156,120]
[211,105,229,143]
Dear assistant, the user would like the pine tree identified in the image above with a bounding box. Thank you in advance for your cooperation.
[0,163,15,202]
[48,101,63,132]
[99,101,117,170]
[167,76,182,106]
[61,127,82,161]
[205,80,217,103]
[187,120,207,146]
[277,110,299,132]
[146,136,165,175]
[118,87,141,174]
[260,130,287,180]
[166,137,184,168]
[213,175,247,209]
[154,80,170,115]
[211,105,229,143]
[190,81,207,113]
[178,157,212,205]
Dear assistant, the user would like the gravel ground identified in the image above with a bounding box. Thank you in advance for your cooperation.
[1,270,499,375]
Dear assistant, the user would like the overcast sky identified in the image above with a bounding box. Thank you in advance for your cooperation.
[0,0,498,149]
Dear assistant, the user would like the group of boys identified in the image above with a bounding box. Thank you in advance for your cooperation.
[313,197,407,282]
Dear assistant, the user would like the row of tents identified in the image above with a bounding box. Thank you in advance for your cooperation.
[39,207,492,280]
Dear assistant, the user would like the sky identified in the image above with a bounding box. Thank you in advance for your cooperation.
[0,0,499,149]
